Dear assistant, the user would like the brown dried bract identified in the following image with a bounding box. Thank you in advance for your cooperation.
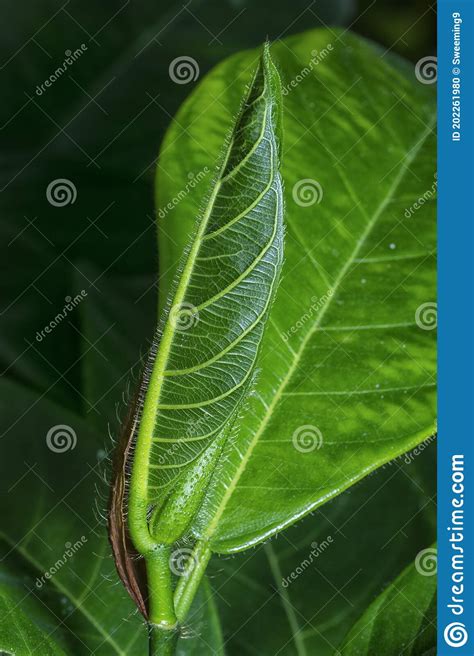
[108,386,148,618]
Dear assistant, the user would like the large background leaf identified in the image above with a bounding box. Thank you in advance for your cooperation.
[0,584,66,656]
[208,446,436,655]
[155,29,436,552]
[340,544,436,655]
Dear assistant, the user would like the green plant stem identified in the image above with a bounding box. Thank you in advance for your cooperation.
[174,541,212,622]
[146,545,177,628]
[148,623,178,656]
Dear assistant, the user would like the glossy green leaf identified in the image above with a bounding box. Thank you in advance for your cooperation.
[214,442,436,655]
[340,545,436,655]
[0,238,433,656]
[155,29,436,553]
[128,44,283,549]
[0,583,66,656]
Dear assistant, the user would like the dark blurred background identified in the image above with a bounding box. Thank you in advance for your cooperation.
[1,0,436,418]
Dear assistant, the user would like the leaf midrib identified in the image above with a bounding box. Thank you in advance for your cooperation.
[129,114,234,532]
[202,116,436,545]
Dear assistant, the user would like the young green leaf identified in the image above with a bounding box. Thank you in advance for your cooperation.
[110,44,284,635]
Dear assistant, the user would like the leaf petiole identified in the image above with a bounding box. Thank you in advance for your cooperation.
[174,541,212,622]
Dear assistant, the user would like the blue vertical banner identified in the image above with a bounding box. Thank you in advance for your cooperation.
[438,0,474,653]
